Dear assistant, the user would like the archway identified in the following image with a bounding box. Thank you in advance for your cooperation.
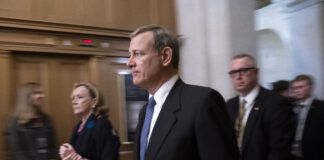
[257,29,292,89]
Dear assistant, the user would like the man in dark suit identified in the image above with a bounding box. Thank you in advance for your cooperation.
[227,54,295,160]
[127,24,239,160]
[290,74,324,160]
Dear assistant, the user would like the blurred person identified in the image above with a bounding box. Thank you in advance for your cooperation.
[6,82,58,160]
[127,24,239,160]
[272,80,296,114]
[59,82,120,160]
[227,54,295,160]
[272,80,290,97]
[290,74,324,160]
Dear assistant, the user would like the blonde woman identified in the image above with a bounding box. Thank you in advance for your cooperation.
[59,82,120,160]
[6,82,57,160]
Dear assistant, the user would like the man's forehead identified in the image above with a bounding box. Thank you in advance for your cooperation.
[231,58,254,67]
[292,80,309,86]
[129,33,154,51]
[131,31,154,41]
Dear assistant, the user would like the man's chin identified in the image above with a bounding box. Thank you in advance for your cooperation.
[235,86,246,91]
[133,80,138,84]
[133,79,143,86]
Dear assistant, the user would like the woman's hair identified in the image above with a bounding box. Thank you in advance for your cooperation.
[13,82,44,124]
[72,82,108,116]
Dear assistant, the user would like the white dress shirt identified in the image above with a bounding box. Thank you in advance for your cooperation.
[240,86,260,126]
[147,74,179,142]
[294,97,313,142]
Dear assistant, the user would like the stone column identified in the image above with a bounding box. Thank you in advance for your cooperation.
[176,0,256,99]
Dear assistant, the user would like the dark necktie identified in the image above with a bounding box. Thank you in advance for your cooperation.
[291,104,306,157]
[140,97,156,160]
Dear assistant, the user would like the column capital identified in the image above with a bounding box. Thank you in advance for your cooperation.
[282,0,323,12]
[284,0,306,7]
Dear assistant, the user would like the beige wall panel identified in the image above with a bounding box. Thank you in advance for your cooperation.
[105,58,129,142]
[11,53,90,153]
[111,0,151,30]
[83,0,113,27]
[13,55,51,115]
[0,0,176,32]
[155,0,177,32]
[89,57,129,141]
[0,0,83,24]
[88,56,134,160]
[44,0,84,24]
[89,56,118,128]
[0,51,12,159]
[0,52,12,112]
[13,55,51,133]
[49,56,89,146]
[0,0,32,19]
[14,57,47,86]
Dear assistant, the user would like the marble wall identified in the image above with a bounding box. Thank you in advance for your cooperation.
[256,0,324,98]
[176,0,324,99]
[176,0,256,100]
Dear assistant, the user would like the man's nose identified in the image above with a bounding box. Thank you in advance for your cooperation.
[127,56,134,68]
[234,73,242,79]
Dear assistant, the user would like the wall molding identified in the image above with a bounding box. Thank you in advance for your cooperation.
[0,17,131,38]
[0,18,130,57]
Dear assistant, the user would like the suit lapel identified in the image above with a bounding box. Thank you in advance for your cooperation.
[241,88,266,151]
[302,99,318,138]
[145,80,183,160]
[228,97,239,122]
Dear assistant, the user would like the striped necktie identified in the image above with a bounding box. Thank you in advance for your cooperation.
[236,98,246,149]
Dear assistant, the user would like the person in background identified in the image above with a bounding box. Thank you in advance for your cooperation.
[290,74,324,160]
[272,80,296,115]
[127,24,239,160]
[272,80,290,97]
[227,54,295,160]
[6,82,58,160]
[59,82,120,160]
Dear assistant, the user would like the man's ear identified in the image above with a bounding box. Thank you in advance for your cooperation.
[161,47,172,67]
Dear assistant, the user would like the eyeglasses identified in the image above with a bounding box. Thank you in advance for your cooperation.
[228,67,256,78]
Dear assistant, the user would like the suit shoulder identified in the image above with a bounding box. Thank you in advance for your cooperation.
[94,114,113,128]
[312,99,324,110]
[227,96,238,103]
[226,96,239,110]
[182,83,223,98]
[258,87,284,102]
[313,99,324,105]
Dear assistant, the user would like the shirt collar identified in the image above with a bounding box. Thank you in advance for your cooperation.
[149,74,179,105]
[240,85,260,104]
[298,96,314,106]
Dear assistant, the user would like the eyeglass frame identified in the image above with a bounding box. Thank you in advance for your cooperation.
[228,67,257,78]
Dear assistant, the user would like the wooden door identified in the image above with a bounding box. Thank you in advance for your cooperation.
[2,52,135,160]
[12,52,89,149]
[103,57,137,160]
